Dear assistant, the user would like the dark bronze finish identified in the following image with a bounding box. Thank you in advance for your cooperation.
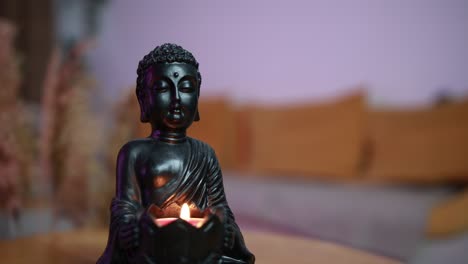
[97,44,254,264]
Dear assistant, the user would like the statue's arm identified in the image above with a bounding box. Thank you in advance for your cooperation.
[112,143,144,250]
[115,142,141,203]
[97,143,144,264]
[207,149,255,264]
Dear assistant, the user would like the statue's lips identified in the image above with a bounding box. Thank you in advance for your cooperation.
[166,110,184,123]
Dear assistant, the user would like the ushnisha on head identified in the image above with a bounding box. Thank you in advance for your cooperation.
[136,44,202,140]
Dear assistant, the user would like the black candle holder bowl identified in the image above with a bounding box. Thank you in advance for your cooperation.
[134,205,225,264]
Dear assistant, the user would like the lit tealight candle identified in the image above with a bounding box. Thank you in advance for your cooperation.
[180,203,205,228]
[154,203,205,228]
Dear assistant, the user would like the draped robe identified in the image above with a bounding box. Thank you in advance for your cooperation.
[97,138,253,264]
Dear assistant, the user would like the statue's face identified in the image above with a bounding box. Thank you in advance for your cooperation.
[140,63,199,130]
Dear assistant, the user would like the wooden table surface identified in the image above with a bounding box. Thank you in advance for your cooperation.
[0,229,401,264]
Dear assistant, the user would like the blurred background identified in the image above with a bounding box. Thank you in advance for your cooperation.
[1,0,468,263]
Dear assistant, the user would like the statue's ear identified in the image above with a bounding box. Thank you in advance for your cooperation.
[194,76,201,122]
[137,90,149,123]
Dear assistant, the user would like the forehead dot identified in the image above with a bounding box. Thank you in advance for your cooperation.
[173,72,179,78]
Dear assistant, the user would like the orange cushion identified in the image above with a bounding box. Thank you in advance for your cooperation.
[366,100,468,183]
[232,107,254,172]
[249,92,366,179]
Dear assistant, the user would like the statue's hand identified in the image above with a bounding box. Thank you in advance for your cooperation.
[118,217,140,251]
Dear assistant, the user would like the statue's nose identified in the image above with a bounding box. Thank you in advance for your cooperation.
[171,89,181,108]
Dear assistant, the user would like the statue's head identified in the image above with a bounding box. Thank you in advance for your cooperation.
[136,43,201,131]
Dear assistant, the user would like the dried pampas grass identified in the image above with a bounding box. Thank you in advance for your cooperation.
[54,73,106,225]
[0,18,36,214]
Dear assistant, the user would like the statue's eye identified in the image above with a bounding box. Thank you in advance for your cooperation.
[179,80,195,93]
[153,80,169,92]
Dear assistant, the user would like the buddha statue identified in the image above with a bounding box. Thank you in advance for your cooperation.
[98,43,254,264]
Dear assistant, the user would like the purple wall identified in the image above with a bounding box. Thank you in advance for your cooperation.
[89,0,468,106]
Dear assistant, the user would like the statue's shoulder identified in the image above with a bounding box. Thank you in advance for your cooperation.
[187,137,215,155]
[118,138,153,159]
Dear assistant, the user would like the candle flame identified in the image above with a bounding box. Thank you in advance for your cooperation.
[180,203,190,220]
